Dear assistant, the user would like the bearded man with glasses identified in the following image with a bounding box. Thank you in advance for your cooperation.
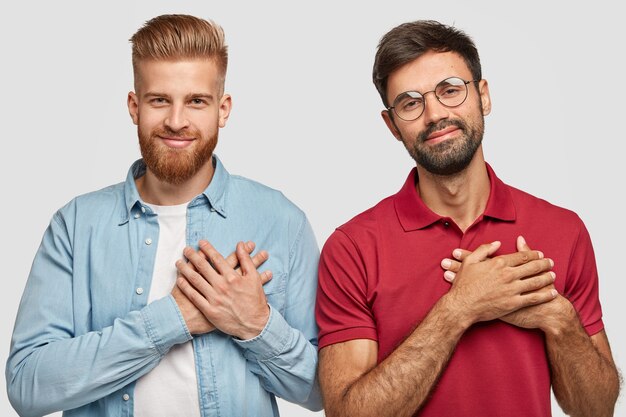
[316,20,620,417]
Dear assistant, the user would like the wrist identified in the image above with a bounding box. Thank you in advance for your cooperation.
[236,304,271,340]
[436,293,474,335]
[541,296,578,338]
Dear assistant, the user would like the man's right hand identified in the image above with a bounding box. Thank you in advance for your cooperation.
[442,240,557,326]
[171,241,271,335]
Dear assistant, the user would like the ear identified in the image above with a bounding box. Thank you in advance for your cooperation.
[381,110,403,141]
[127,92,139,125]
[218,94,232,128]
[478,79,491,116]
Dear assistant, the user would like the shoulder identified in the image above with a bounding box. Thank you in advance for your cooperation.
[227,174,306,221]
[54,182,126,225]
[322,194,395,257]
[507,184,584,228]
[335,195,395,241]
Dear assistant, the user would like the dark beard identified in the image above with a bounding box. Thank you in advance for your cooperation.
[405,117,484,176]
[138,126,217,185]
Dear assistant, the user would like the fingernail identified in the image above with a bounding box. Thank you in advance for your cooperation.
[550,271,556,281]
[452,250,462,259]
[444,271,455,282]
[548,258,554,267]
[551,289,558,298]
[537,251,544,259]
[441,258,452,268]
[519,236,526,245]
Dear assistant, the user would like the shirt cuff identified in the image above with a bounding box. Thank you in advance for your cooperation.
[233,304,292,361]
[141,295,193,356]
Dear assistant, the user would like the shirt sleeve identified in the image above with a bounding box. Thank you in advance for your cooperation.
[5,211,191,417]
[233,213,322,411]
[564,217,604,336]
[316,228,378,350]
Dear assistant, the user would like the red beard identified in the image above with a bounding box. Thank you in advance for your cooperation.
[138,126,217,185]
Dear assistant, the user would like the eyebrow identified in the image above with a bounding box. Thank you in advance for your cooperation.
[143,92,215,101]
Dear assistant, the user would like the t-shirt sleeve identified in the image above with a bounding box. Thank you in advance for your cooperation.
[316,228,378,350]
[564,218,604,336]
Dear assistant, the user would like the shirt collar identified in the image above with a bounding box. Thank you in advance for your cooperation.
[394,162,516,232]
[201,155,229,216]
[121,154,230,224]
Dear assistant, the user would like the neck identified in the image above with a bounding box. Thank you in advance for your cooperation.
[135,158,215,206]
[416,149,490,232]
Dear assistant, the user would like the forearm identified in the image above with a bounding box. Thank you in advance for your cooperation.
[234,305,321,410]
[545,301,620,417]
[326,295,468,417]
[6,296,190,417]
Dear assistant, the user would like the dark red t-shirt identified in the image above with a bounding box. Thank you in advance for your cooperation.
[316,164,603,417]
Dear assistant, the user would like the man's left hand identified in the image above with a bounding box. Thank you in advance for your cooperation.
[176,240,272,340]
[440,236,575,331]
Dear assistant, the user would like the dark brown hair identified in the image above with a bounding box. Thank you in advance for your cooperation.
[373,20,481,107]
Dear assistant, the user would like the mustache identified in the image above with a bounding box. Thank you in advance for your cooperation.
[151,128,198,139]
[417,119,466,143]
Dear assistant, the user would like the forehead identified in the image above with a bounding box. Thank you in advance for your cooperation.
[386,51,472,98]
[134,58,222,94]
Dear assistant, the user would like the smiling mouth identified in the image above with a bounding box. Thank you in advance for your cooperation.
[426,126,460,141]
[159,135,195,141]
[159,136,196,148]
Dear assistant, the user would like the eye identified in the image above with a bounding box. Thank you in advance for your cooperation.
[396,93,423,112]
[150,97,168,106]
[403,99,422,111]
[438,84,463,97]
[189,98,208,107]
[437,78,467,98]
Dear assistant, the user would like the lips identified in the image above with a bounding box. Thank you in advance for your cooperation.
[426,126,460,141]
[159,136,195,149]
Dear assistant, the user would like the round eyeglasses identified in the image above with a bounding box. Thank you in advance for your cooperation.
[387,77,479,121]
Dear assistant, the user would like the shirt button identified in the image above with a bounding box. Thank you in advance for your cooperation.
[134,213,141,219]
[136,287,144,295]
[145,238,152,245]
[210,207,216,212]
[444,221,450,227]
[141,207,146,213]
[122,393,130,401]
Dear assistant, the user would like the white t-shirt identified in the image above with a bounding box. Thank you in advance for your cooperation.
[134,202,201,417]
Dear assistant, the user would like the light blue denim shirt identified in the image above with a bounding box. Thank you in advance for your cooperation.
[6,156,321,417]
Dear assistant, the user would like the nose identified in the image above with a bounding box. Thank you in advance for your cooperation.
[421,91,449,126]
[164,104,190,132]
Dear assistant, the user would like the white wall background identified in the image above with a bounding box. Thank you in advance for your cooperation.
[1,1,623,416]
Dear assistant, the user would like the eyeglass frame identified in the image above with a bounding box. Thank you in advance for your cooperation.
[386,77,480,122]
